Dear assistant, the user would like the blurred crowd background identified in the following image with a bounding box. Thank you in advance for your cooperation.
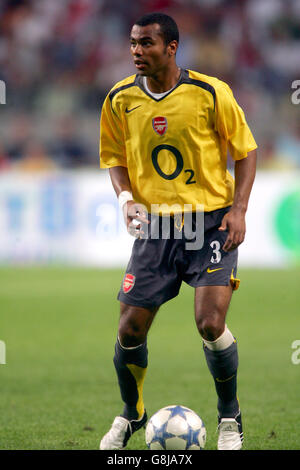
[0,0,300,172]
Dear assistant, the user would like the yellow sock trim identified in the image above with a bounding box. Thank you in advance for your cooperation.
[126,363,147,419]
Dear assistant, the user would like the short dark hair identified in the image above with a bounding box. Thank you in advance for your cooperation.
[134,12,179,46]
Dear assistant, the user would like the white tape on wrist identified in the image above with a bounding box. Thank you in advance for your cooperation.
[118,190,133,209]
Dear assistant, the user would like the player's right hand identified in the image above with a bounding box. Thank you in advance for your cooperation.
[123,200,149,238]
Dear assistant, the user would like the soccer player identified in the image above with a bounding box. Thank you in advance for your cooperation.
[99,12,257,450]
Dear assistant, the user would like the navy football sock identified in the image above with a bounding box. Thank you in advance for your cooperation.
[113,338,148,421]
[203,341,239,418]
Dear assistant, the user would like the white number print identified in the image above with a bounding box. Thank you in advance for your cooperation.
[291,340,300,365]
[210,240,222,264]
[0,340,6,364]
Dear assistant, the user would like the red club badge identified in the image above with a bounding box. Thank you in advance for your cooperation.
[152,116,168,136]
[123,273,136,294]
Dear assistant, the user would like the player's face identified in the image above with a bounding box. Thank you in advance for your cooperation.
[130,24,176,76]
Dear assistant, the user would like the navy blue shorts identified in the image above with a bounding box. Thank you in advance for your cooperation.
[117,206,239,309]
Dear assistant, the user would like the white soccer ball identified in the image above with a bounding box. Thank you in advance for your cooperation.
[145,405,206,450]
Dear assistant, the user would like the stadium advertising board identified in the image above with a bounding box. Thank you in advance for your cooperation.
[0,171,299,267]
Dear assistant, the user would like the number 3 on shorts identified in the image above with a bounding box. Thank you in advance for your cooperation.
[210,240,221,264]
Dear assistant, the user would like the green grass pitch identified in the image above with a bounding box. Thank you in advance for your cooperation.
[0,267,299,450]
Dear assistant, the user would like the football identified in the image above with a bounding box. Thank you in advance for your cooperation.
[145,405,206,450]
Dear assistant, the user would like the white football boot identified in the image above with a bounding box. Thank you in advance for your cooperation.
[100,412,147,450]
[217,412,243,450]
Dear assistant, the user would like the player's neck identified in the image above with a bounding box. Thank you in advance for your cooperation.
[145,64,181,94]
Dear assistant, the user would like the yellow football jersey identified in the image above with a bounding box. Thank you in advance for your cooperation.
[99,69,257,213]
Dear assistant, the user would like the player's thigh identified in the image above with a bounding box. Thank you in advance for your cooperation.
[194,285,233,340]
[118,301,159,347]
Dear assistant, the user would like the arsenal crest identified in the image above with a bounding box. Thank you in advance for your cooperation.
[123,273,136,294]
[152,116,168,136]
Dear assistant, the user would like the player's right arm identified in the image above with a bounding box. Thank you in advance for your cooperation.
[99,93,148,236]
[109,166,149,237]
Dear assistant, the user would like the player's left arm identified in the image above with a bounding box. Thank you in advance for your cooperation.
[215,82,257,252]
[219,148,257,252]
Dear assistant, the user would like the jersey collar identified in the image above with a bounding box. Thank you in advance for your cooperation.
[134,68,189,102]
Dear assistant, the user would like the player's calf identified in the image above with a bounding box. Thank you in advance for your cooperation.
[113,336,148,421]
[202,326,239,419]
[99,336,148,450]
[202,326,242,450]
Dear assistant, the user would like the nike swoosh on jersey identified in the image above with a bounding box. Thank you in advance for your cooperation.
[207,267,224,273]
[125,105,141,114]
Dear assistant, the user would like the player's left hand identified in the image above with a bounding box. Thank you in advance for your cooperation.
[218,208,246,252]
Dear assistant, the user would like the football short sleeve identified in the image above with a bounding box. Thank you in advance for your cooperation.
[215,83,257,161]
[99,94,127,168]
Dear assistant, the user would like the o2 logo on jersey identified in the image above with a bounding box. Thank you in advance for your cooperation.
[151,144,196,185]
[152,116,168,136]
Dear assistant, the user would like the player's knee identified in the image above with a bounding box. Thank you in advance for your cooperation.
[118,311,147,347]
[118,303,158,347]
[118,323,146,347]
[196,312,225,341]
